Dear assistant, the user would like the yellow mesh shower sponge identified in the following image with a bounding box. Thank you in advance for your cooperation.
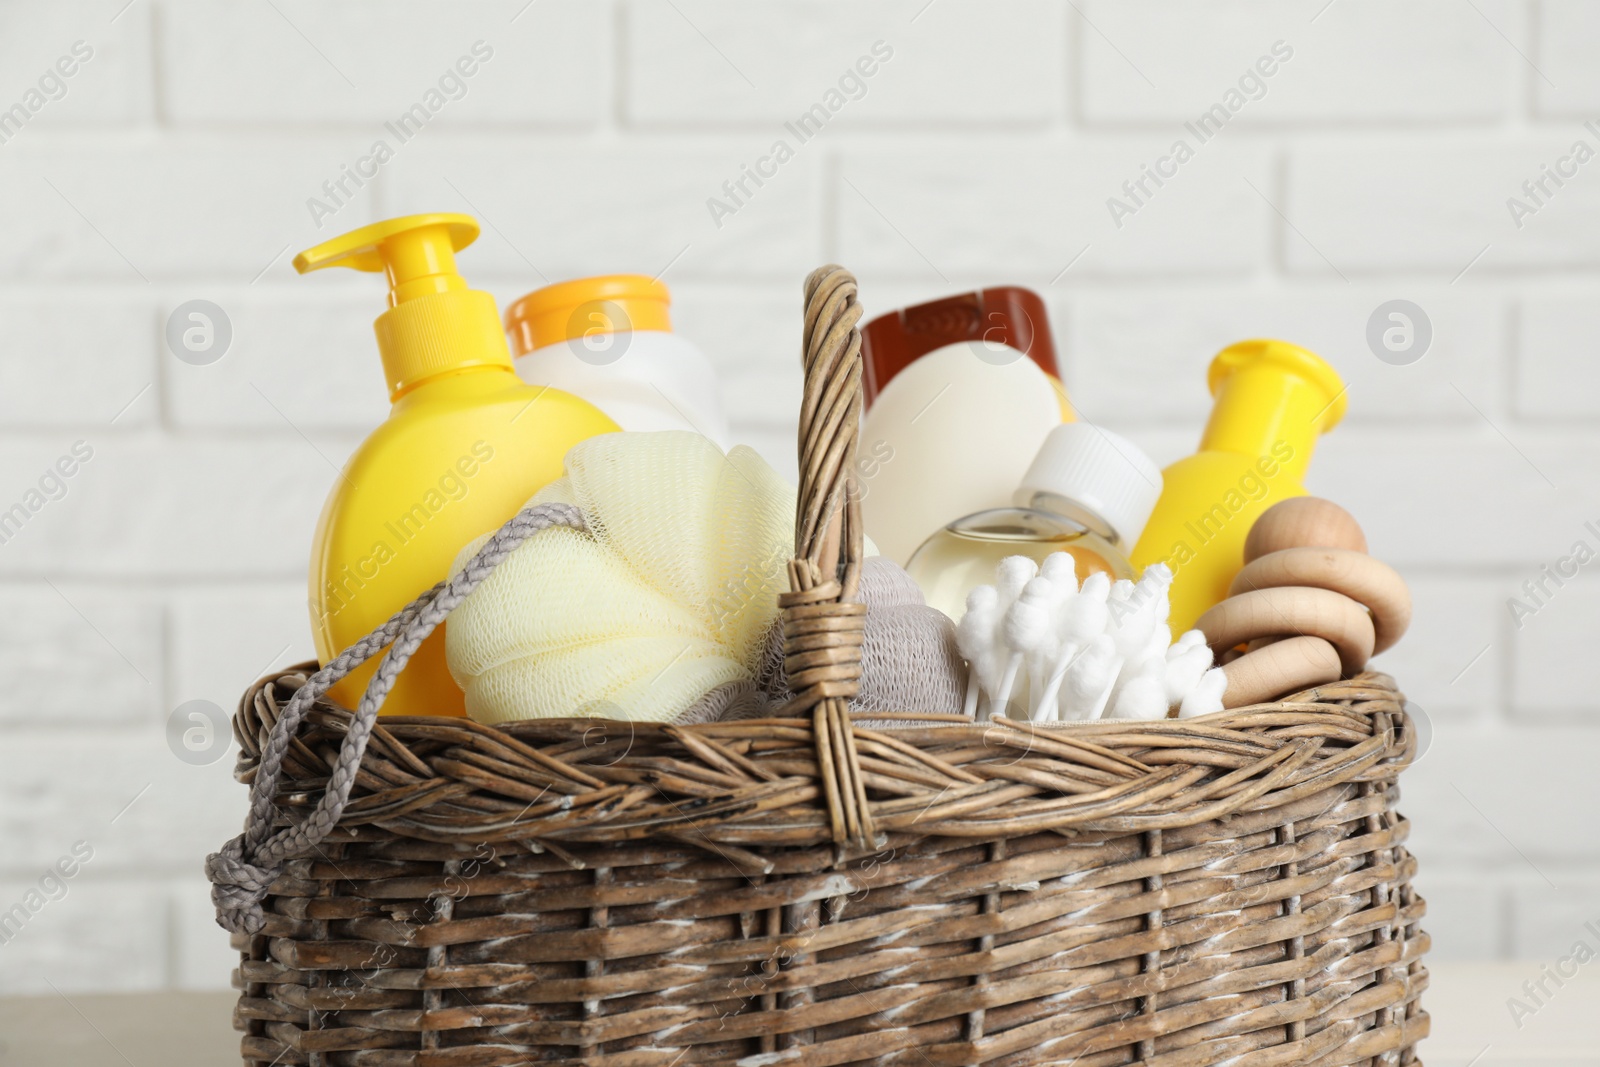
[446,432,795,724]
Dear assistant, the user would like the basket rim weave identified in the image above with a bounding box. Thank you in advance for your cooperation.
[234,662,1416,854]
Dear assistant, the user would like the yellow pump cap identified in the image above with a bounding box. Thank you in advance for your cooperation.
[294,213,513,399]
[504,274,672,357]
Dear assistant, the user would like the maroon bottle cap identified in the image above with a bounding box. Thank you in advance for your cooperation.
[859,287,1059,408]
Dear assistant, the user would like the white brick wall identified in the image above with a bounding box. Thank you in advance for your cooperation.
[0,0,1594,993]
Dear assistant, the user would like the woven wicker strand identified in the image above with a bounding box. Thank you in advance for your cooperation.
[215,265,1429,1066]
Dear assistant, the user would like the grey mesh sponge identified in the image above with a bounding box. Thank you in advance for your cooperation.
[724,556,967,721]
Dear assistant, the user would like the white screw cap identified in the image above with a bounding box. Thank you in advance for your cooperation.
[1013,423,1163,548]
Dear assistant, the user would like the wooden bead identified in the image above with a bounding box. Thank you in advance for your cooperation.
[1244,497,1368,562]
[1230,547,1412,654]
[1222,635,1343,708]
[1196,586,1375,675]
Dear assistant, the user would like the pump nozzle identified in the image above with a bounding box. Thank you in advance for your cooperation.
[294,213,512,399]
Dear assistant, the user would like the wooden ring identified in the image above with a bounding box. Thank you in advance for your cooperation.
[1244,497,1367,562]
[1229,547,1412,655]
[1196,586,1375,675]
[1221,635,1343,708]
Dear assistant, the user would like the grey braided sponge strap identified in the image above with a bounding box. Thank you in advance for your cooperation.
[206,501,589,935]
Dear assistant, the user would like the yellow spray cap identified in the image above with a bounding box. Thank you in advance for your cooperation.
[294,213,513,399]
[1199,338,1346,481]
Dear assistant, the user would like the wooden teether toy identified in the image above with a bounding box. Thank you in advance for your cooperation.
[1218,634,1343,709]
[1197,586,1374,675]
[1201,496,1410,707]
[1243,495,1367,562]
[1230,548,1411,654]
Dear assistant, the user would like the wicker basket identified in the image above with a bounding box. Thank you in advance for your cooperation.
[214,267,1429,1066]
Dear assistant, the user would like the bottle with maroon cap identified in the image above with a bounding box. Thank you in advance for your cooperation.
[857,289,1073,566]
[860,287,1071,416]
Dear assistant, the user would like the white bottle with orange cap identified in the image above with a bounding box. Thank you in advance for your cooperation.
[505,275,730,446]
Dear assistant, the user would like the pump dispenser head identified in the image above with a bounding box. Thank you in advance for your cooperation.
[294,213,513,399]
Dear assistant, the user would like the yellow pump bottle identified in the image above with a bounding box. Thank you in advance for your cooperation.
[1130,339,1346,635]
[297,214,619,716]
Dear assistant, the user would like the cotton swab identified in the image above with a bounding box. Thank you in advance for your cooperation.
[991,579,1053,719]
[1112,567,1171,647]
[956,585,1000,719]
[996,555,1038,601]
[1163,634,1214,706]
[1035,571,1110,720]
[951,556,1221,723]
[1109,656,1168,720]
[1027,554,1080,717]
[1179,667,1227,717]
[1086,653,1124,719]
[1024,558,1075,712]
[1097,565,1169,718]
[1039,552,1078,588]
[1104,626,1173,719]
[1061,634,1118,720]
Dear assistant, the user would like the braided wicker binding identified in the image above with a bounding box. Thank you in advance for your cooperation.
[218,266,1429,1066]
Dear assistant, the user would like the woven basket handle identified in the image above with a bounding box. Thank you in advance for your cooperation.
[780,265,878,850]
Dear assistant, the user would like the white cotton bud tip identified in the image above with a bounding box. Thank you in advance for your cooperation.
[956,586,1000,663]
[1172,628,1207,654]
[999,555,1039,579]
[1022,576,1055,602]
[1062,586,1109,644]
[995,556,1039,603]
[1029,573,1070,618]
[1110,674,1169,720]
[957,588,998,638]
[1143,581,1172,627]
[1110,586,1159,659]
[955,615,986,662]
[1140,625,1171,665]
[1164,643,1213,704]
[1040,552,1077,587]
[1142,562,1173,587]
[1079,571,1110,601]
[1003,589,1053,654]
[1179,667,1228,718]
[1061,634,1117,716]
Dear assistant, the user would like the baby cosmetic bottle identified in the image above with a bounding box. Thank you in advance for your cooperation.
[906,423,1163,621]
[298,214,619,717]
[1131,339,1346,634]
[860,341,1067,565]
[504,275,730,446]
[859,287,1072,416]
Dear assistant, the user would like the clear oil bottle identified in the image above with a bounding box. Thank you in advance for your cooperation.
[906,424,1161,620]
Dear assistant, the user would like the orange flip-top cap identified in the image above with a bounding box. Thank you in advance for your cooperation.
[505,274,672,356]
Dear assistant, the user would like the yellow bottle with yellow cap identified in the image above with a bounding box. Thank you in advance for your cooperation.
[1130,339,1346,634]
[297,214,619,716]
[505,275,730,444]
